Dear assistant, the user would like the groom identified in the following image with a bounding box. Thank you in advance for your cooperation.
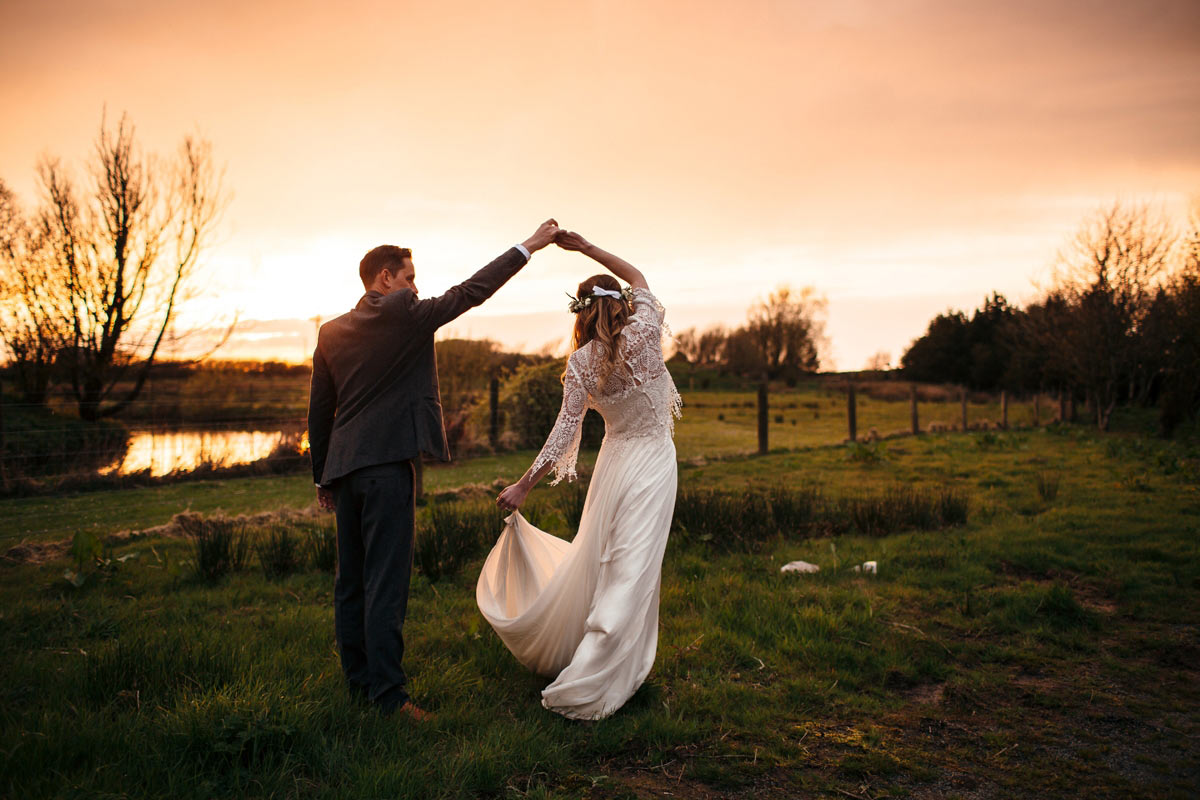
[307,219,560,720]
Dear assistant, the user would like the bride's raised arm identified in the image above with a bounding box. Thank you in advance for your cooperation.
[555,231,649,291]
[497,358,588,511]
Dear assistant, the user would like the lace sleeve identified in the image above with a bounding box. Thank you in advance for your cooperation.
[529,358,588,485]
[629,287,666,328]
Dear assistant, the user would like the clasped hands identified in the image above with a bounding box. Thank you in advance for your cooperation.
[521,219,593,255]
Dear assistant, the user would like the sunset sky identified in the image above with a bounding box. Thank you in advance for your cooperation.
[3,0,1198,369]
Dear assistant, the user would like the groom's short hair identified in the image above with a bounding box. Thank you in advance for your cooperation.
[360,245,412,289]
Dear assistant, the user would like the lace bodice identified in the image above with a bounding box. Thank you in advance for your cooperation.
[531,287,682,484]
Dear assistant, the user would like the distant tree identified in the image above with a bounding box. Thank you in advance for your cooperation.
[1006,292,1072,396]
[902,293,1031,392]
[966,292,1017,390]
[436,338,502,412]
[1049,202,1176,430]
[863,351,892,372]
[695,325,728,367]
[743,285,826,378]
[672,327,700,363]
[1149,204,1200,435]
[674,325,731,368]
[15,113,228,421]
[720,326,765,377]
[900,310,971,385]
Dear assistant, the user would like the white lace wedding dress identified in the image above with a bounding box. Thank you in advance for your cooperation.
[476,287,681,720]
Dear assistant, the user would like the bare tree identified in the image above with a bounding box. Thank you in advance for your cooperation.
[0,179,71,405]
[863,351,892,372]
[672,327,700,363]
[694,325,727,367]
[720,326,764,376]
[1050,202,1176,430]
[32,113,228,420]
[672,325,730,367]
[1151,200,1200,435]
[745,285,826,378]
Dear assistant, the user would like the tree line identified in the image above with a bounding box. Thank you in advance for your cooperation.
[900,202,1200,435]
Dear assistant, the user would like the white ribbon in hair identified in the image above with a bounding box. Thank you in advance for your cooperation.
[591,286,622,298]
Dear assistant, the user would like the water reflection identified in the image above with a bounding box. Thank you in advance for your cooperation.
[100,428,302,476]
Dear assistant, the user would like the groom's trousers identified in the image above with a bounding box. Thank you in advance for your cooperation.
[332,459,415,714]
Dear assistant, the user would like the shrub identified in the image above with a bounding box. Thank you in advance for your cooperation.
[845,440,886,463]
[180,515,251,580]
[257,526,302,579]
[499,360,604,449]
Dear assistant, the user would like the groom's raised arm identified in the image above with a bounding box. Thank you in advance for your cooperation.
[402,246,530,333]
[402,219,559,333]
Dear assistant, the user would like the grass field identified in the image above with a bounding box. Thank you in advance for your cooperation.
[2,421,1198,799]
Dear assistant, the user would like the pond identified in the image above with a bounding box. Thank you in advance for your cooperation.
[99,427,306,477]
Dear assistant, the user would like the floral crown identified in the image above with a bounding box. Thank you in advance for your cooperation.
[566,285,635,314]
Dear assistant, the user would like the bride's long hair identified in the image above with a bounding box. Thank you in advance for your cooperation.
[569,274,631,385]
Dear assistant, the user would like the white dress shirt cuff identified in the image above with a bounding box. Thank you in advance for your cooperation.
[514,243,532,261]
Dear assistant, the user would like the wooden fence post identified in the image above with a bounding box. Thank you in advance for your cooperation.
[909,384,919,435]
[1033,393,1041,426]
[847,383,857,443]
[1058,389,1067,423]
[1001,390,1008,429]
[757,381,768,455]
[488,377,500,449]
[960,388,968,431]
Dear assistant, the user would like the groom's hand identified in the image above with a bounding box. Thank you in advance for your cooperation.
[521,218,560,253]
[316,486,335,511]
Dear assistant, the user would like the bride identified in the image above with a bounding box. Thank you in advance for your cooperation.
[476,230,681,720]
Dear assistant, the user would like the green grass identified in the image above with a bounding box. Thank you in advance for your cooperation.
[0,450,586,546]
[2,424,1198,798]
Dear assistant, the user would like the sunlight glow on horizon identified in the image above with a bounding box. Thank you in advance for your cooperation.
[4,0,1198,370]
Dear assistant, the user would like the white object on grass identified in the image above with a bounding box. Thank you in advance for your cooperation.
[852,561,878,574]
[780,560,820,574]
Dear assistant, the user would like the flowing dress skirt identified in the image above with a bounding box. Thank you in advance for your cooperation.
[476,434,677,720]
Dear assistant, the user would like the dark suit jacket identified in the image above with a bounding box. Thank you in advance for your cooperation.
[307,247,527,486]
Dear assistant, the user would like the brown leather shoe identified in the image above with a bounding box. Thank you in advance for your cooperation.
[395,700,436,723]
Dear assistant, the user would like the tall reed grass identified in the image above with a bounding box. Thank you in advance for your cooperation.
[556,481,589,528]
[672,484,969,551]
[417,502,502,582]
[302,522,337,573]
[256,526,302,579]
[179,515,252,580]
